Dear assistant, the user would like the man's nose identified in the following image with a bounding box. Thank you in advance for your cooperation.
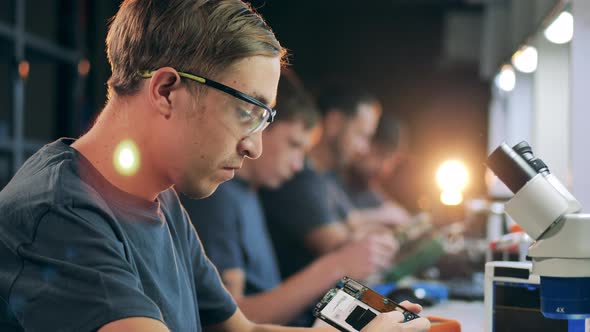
[238,131,263,159]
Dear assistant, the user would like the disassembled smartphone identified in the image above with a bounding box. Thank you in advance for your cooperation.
[313,276,420,332]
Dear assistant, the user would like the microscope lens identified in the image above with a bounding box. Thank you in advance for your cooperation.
[487,143,539,193]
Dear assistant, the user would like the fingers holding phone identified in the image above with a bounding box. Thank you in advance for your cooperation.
[361,311,431,332]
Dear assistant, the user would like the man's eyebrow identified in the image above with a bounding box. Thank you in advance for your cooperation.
[253,93,276,109]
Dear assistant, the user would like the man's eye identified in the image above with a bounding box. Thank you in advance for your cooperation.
[237,108,254,121]
[289,140,302,149]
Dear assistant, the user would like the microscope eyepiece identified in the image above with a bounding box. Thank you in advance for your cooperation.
[513,141,550,175]
[486,142,538,193]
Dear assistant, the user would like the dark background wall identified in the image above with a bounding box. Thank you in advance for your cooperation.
[250,1,490,210]
[1,0,490,210]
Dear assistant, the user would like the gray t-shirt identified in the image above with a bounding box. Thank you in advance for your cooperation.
[259,162,354,327]
[346,189,385,209]
[181,177,281,296]
[259,162,353,280]
[0,139,236,332]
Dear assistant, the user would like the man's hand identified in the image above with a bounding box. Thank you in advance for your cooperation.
[324,233,398,281]
[369,202,413,227]
[361,301,430,332]
[347,202,412,233]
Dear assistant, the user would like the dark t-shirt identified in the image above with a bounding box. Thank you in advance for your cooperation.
[181,177,281,296]
[0,139,236,332]
[259,162,353,280]
[346,189,385,209]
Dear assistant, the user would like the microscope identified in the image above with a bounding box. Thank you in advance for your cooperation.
[487,141,590,320]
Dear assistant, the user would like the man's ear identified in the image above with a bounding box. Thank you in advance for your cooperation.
[323,110,346,139]
[146,67,183,119]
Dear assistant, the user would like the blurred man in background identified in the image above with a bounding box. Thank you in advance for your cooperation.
[340,113,412,223]
[260,87,411,282]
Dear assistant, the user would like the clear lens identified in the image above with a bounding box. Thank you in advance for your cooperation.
[243,105,269,135]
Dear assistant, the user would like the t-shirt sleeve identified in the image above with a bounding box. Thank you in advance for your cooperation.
[7,206,164,332]
[181,190,244,273]
[261,168,337,242]
[181,206,238,326]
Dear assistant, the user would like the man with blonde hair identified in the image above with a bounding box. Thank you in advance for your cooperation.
[0,1,429,331]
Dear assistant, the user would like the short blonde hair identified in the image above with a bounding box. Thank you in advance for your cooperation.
[106,0,286,98]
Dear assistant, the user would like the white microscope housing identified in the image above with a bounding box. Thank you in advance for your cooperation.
[487,142,590,319]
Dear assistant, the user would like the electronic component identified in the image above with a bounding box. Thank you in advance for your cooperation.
[314,276,419,332]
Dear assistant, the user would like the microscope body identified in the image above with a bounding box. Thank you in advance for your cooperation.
[488,142,590,319]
